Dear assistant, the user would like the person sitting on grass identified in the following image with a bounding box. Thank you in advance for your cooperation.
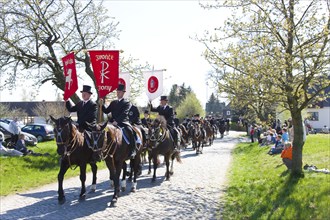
[268,134,284,155]
[0,131,23,157]
[281,142,292,170]
[15,134,49,156]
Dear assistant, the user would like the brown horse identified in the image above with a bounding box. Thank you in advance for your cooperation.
[148,117,181,182]
[89,123,142,207]
[203,120,214,146]
[179,124,190,148]
[50,116,98,204]
[189,122,205,154]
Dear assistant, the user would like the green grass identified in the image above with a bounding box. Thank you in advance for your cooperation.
[221,134,330,220]
[0,140,107,196]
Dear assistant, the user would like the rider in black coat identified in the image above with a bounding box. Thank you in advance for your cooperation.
[150,96,180,148]
[65,85,97,132]
[102,84,137,159]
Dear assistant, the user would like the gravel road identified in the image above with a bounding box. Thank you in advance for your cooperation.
[0,131,246,220]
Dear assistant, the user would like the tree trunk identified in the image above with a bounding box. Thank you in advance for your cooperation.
[291,109,305,177]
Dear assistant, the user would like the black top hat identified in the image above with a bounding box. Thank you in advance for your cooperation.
[144,110,149,114]
[160,96,168,101]
[80,85,92,94]
[117,84,126,92]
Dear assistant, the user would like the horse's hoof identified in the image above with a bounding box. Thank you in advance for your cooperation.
[79,194,86,201]
[169,171,174,175]
[128,177,132,182]
[148,171,151,175]
[109,198,117,207]
[88,188,96,194]
[58,197,66,205]
[165,177,170,181]
[131,187,136,193]
[121,187,126,192]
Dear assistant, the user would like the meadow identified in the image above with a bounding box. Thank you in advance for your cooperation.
[221,134,330,220]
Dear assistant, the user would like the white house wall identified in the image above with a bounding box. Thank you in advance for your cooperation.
[307,107,330,129]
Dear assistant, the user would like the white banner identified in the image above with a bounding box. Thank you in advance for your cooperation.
[143,70,163,101]
[119,72,130,99]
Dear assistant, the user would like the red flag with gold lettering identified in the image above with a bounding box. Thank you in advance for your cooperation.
[62,52,78,101]
[89,50,119,98]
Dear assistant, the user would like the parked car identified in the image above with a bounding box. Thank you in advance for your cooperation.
[0,122,38,147]
[21,124,55,142]
[0,118,25,128]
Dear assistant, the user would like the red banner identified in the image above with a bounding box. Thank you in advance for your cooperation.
[89,50,119,98]
[62,52,78,101]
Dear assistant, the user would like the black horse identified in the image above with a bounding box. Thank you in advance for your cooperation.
[148,117,181,182]
[50,116,98,204]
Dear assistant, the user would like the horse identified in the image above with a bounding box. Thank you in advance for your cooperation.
[179,124,190,148]
[50,115,98,204]
[203,120,214,146]
[189,122,205,154]
[217,119,226,139]
[90,122,143,207]
[148,116,181,182]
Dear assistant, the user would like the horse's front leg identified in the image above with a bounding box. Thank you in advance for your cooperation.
[165,155,170,181]
[110,164,121,207]
[89,163,98,193]
[121,161,127,192]
[58,159,69,204]
[131,157,141,192]
[79,163,87,200]
[152,153,158,182]
[148,149,152,174]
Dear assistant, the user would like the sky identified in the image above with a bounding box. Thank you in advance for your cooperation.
[0,0,228,107]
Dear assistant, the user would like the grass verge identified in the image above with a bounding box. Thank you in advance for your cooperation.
[0,140,107,196]
[221,134,330,219]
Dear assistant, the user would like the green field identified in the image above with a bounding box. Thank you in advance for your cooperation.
[221,134,330,220]
[0,140,107,196]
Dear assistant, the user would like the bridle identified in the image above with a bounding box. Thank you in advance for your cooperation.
[149,125,167,148]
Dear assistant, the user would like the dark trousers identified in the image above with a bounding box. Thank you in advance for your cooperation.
[11,134,19,145]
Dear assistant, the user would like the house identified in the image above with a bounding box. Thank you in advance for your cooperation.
[306,87,330,130]
[0,101,70,124]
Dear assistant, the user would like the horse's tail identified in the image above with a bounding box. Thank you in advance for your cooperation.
[172,150,182,163]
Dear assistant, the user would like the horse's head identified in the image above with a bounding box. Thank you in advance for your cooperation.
[84,121,107,151]
[149,118,165,144]
[50,115,73,155]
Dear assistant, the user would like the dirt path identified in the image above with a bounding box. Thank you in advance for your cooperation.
[0,131,245,220]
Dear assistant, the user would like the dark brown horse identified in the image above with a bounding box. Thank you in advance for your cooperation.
[148,117,181,182]
[92,123,143,207]
[50,116,98,204]
[189,122,205,154]
[179,124,190,148]
[203,120,214,146]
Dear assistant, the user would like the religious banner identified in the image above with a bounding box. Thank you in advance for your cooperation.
[143,69,163,101]
[62,52,78,101]
[119,72,130,99]
[89,50,119,98]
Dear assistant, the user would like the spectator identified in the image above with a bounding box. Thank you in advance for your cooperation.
[281,142,293,170]
[268,135,284,155]
[0,131,23,157]
[281,127,289,143]
[250,126,255,143]
[9,117,20,145]
[15,133,31,155]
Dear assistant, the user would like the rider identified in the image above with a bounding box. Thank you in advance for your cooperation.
[101,84,137,159]
[149,95,180,149]
[141,110,152,127]
[65,85,97,132]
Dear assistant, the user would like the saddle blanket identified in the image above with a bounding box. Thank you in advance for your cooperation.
[120,127,142,145]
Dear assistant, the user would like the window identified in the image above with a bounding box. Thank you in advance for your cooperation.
[226,111,231,116]
[307,112,319,121]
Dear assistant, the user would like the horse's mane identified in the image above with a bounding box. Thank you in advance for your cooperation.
[70,123,85,147]
[155,115,167,129]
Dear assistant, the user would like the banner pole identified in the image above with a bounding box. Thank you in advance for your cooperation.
[98,100,102,123]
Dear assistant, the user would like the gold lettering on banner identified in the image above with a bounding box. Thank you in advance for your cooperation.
[95,54,114,61]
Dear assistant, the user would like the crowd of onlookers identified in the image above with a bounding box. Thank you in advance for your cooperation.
[247,118,306,170]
